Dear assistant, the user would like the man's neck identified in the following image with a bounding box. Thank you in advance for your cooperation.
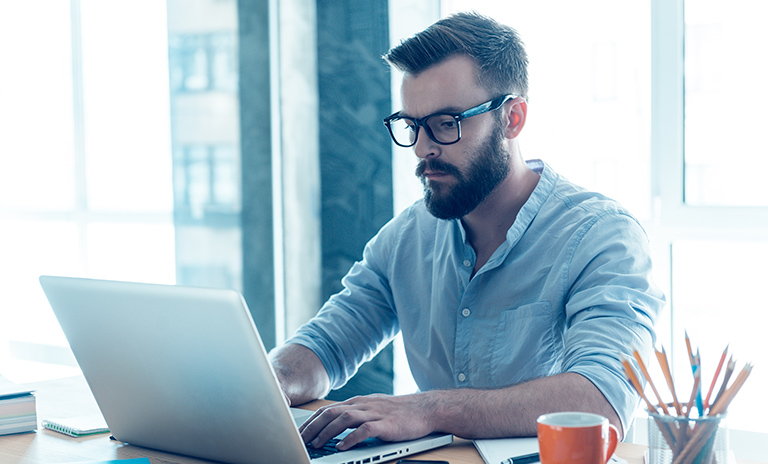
[461,159,540,274]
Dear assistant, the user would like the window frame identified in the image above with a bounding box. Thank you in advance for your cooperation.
[651,0,768,235]
[650,0,768,363]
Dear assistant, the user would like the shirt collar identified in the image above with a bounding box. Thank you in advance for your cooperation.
[505,159,556,246]
[454,158,556,250]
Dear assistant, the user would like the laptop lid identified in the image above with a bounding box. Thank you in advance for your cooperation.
[39,276,452,464]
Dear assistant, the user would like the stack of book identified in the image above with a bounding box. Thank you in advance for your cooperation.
[0,373,37,435]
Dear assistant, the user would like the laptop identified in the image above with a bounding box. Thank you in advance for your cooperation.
[39,275,453,464]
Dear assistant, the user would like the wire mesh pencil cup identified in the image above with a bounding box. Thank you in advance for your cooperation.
[647,409,729,464]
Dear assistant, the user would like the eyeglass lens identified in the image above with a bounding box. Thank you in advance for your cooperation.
[388,114,460,147]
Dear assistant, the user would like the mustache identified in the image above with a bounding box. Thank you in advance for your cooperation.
[415,158,462,179]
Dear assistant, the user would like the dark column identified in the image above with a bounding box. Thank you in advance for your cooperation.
[239,0,277,350]
[316,0,395,399]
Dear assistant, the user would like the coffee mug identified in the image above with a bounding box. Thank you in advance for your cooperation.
[537,412,619,464]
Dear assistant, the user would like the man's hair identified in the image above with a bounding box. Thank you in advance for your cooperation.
[383,12,528,100]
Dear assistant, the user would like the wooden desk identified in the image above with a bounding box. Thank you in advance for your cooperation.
[0,376,680,464]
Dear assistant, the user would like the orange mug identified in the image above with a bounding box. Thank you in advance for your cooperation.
[537,412,619,464]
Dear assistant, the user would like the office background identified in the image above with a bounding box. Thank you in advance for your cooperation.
[1,0,766,452]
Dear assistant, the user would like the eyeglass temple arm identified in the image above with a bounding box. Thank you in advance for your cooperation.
[461,94,517,119]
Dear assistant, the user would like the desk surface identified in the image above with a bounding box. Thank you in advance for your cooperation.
[0,376,711,464]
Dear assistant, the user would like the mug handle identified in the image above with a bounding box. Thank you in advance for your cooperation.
[604,423,619,463]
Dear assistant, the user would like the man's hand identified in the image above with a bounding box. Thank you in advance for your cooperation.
[299,393,440,451]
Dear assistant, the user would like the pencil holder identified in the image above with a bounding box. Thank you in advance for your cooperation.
[647,411,730,464]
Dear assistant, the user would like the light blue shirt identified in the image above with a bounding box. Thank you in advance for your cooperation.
[288,160,664,432]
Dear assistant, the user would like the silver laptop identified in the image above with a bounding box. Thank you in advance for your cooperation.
[39,275,452,464]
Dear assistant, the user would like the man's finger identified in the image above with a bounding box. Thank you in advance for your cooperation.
[336,420,379,450]
[306,408,371,448]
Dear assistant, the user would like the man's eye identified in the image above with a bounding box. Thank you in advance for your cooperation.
[430,116,457,132]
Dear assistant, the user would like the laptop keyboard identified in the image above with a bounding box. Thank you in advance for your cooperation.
[306,437,379,459]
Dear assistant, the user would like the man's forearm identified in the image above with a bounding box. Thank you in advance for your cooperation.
[429,372,623,440]
[269,343,331,406]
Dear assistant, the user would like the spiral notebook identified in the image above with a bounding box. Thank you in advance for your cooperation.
[42,416,109,437]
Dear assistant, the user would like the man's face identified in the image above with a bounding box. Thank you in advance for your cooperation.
[399,55,512,220]
[415,119,509,219]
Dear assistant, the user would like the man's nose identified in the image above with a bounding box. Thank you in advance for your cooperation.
[412,127,438,160]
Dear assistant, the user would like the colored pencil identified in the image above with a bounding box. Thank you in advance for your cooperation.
[712,355,736,408]
[622,332,753,464]
[633,347,670,415]
[621,356,657,413]
[685,368,701,418]
[703,344,728,409]
[684,330,694,366]
[655,347,684,416]
[708,362,753,416]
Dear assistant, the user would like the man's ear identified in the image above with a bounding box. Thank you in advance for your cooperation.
[504,97,527,139]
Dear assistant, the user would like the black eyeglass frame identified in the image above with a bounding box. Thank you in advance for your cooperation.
[382,94,518,148]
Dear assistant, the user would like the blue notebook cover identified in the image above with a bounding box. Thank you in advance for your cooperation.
[64,459,150,464]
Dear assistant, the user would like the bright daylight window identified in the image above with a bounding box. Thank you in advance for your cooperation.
[674,0,768,436]
[0,0,175,381]
[684,1,768,206]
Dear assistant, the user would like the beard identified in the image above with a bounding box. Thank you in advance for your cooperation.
[415,121,510,220]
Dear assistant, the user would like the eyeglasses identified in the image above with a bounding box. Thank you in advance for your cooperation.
[383,94,517,148]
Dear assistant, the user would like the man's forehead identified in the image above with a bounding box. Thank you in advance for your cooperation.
[399,55,488,117]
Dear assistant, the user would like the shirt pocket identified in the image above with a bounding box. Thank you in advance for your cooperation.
[489,301,562,386]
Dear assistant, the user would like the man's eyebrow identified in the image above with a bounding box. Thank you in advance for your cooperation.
[398,105,464,119]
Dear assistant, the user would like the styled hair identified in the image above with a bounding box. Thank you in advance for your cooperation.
[383,12,529,100]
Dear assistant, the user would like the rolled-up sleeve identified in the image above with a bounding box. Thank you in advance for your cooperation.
[561,211,664,432]
[286,214,405,389]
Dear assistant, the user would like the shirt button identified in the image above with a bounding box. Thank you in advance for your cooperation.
[458,372,467,382]
[463,259,472,267]
[461,308,471,317]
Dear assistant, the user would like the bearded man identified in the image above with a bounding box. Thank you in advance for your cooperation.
[269,11,665,450]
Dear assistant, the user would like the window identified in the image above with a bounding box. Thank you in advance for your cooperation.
[0,0,175,381]
[173,144,240,222]
[670,241,766,432]
[168,33,238,94]
[684,1,768,206]
[654,0,768,439]
[165,5,242,293]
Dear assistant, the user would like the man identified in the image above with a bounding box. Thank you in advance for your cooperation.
[270,12,664,451]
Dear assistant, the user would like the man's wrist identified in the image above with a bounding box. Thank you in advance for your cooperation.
[269,343,330,406]
[417,389,458,434]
